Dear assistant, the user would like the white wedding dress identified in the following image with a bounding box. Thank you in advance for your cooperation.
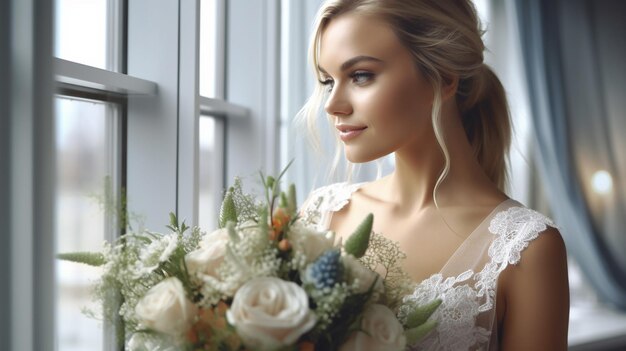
[301,182,557,351]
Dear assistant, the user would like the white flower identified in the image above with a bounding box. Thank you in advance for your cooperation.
[339,304,406,351]
[226,277,317,350]
[185,228,229,278]
[158,234,178,261]
[135,233,179,276]
[127,332,177,351]
[342,254,384,295]
[134,277,197,336]
[289,221,336,269]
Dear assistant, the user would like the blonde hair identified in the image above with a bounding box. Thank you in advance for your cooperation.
[297,0,511,193]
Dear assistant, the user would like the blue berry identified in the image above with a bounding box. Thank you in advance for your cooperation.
[306,249,344,290]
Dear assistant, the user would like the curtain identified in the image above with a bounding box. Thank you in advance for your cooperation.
[515,0,626,309]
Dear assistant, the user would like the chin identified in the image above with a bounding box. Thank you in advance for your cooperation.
[344,148,389,164]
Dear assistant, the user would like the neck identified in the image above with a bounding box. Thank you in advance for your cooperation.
[381,102,501,211]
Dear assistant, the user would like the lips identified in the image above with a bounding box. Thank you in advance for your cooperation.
[336,124,367,142]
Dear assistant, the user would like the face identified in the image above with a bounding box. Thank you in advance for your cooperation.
[318,13,436,163]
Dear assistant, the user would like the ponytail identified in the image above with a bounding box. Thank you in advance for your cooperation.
[457,64,511,190]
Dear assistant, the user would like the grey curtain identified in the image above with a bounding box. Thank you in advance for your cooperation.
[515,0,626,309]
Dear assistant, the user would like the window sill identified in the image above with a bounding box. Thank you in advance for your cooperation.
[55,58,157,96]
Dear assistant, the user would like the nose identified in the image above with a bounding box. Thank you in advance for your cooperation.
[324,85,353,117]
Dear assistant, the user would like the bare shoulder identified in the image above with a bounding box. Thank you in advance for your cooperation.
[498,226,569,350]
[520,227,567,268]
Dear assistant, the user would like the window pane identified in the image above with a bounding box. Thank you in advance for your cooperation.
[55,0,113,70]
[55,97,119,351]
[198,116,224,230]
[200,0,217,97]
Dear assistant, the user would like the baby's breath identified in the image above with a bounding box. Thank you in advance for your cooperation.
[358,232,414,311]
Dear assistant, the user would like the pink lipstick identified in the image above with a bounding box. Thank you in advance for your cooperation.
[336,124,367,142]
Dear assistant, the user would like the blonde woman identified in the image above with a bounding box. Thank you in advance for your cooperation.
[299,0,569,350]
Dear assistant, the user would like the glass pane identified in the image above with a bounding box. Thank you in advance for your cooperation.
[200,0,217,97]
[55,0,110,69]
[55,97,119,351]
[198,116,225,230]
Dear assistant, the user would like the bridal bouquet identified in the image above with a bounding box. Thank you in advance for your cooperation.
[59,166,440,351]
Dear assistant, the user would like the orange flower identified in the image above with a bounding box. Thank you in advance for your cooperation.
[213,301,229,329]
[298,341,315,351]
[186,308,210,344]
[268,228,279,241]
[272,207,291,234]
[278,238,291,251]
[186,301,234,347]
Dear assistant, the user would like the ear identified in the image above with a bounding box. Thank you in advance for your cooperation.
[441,74,459,101]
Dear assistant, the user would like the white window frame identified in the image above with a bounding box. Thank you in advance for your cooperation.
[223,0,281,185]
[126,0,279,229]
[3,0,281,349]
[4,0,56,350]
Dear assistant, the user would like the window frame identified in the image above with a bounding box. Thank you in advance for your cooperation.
[4,0,56,349]
[4,0,281,349]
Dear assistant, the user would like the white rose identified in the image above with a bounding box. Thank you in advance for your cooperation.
[226,277,317,350]
[342,254,384,295]
[185,228,229,278]
[290,222,336,265]
[134,277,197,336]
[127,332,177,351]
[339,304,406,351]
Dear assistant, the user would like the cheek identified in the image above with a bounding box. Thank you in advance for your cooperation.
[359,76,432,136]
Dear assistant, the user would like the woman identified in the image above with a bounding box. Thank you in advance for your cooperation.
[299,0,569,350]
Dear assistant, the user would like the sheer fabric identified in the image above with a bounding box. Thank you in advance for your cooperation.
[301,182,557,350]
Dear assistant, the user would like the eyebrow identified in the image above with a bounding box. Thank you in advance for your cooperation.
[318,55,384,74]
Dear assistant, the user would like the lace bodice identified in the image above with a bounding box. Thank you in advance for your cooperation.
[301,182,557,351]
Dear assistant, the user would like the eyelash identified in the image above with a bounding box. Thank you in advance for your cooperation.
[320,71,374,92]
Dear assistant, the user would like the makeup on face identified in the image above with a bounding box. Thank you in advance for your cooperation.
[318,13,435,163]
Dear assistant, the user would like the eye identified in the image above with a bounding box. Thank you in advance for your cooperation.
[319,78,335,92]
[350,71,374,85]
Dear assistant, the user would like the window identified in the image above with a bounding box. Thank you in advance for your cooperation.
[54,0,125,349]
[198,116,225,230]
[55,97,120,351]
[198,0,226,230]
[54,0,122,71]
[53,0,244,348]
[199,0,221,230]
[200,0,219,98]
[6,0,266,348]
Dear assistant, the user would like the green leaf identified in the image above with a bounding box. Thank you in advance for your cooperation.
[219,187,238,228]
[344,213,373,258]
[266,176,275,189]
[226,221,239,243]
[259,207,268,239]
[406,298,442,328]
[169,212,178,228]
[279,191,288,209]
[57,252,106,266]
[287,183,297,216]
[180,220,189,234]
[405,319,438,345]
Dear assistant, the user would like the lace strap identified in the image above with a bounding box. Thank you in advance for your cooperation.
[300,182,364,230]
[487,206,557,266]
[475,206,557,311]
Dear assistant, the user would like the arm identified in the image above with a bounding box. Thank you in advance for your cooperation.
[499,227,570,350]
